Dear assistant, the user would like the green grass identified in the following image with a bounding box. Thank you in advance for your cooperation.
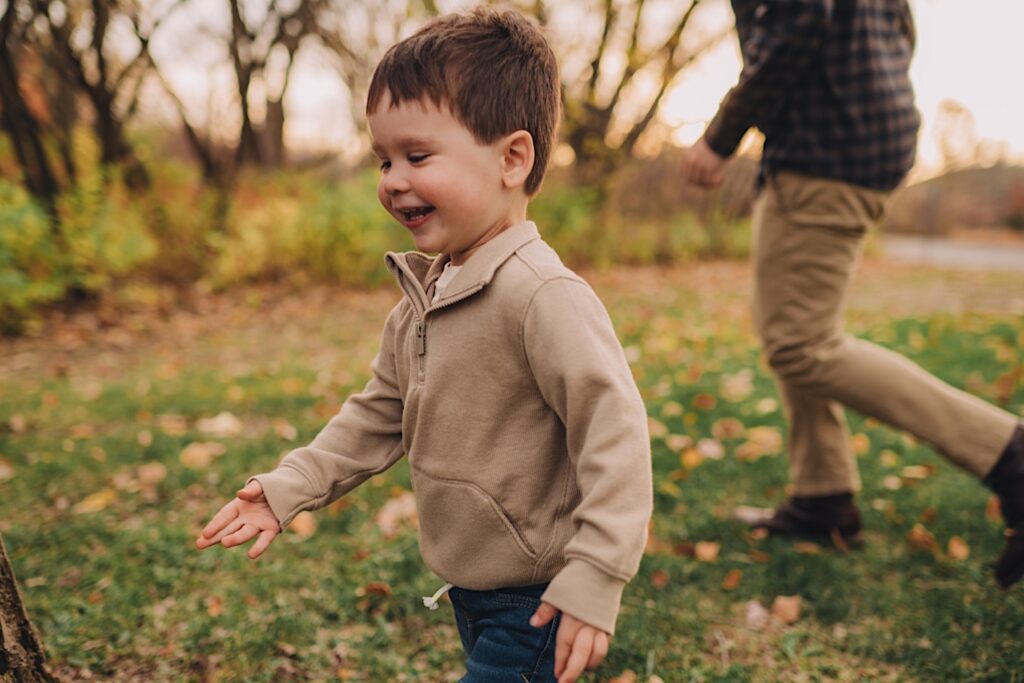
[1,263,1022,681]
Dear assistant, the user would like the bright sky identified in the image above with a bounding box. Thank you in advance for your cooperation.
[150,0,1024,179]
[662,0,1024,178]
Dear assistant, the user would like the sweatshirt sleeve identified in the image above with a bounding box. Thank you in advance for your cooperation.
[704,0,831,157]
[522,278,652,635]
[251,304,406,529]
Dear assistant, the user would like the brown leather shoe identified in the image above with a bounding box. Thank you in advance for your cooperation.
[985,424,1024,588]
[733,492,863,545]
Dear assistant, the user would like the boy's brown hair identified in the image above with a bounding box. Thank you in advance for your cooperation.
[366,8,560,196]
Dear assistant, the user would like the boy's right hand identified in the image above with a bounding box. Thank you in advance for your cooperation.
[195,480,281,559]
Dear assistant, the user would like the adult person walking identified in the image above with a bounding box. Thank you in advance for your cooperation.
[680,0,1024,587]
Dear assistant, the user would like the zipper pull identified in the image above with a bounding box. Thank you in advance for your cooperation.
[415,320,426,356]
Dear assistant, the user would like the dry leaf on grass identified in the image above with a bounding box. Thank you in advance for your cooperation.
[986,495,1002,523]
[290,512,317,539]
[771,595,802,625]
[695,541,720,562]
[374,490,418,537]
[947,536,971,561]
[793,542,822,555]
[73,488,117,514]
[180,442,227,469]
[744,600,770,631]
[0,457,13,482]
[722,569,743,590]
[907,523,938,553]
[197,412,243,438]
[650,569,670,589]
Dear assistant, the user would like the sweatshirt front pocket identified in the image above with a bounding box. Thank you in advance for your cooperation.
[413,470,540,588]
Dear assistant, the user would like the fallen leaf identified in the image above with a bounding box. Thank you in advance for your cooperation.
[274,419,298,441]
[70,423,96,439]
[180,442,227,469]
[696,438,724,460]
[355,582,392,597]
[901,464,934,480]
[755,397,778,414]
[9,414,27,432]
[947,536,971,561]
[879,449,900,467]
[850,433,871,455]
[137,462,168,485]
[660,401,684,417]
[665,433,692,451]
[206,595,223,617]
[744,600,770,631]
[695,541,720,562]
[883,475,903,490]
[693,393,717,411]
[722,569,742,590]
[0,458,13,482]
[647,417,668,439]
[278,642,298,657]
[290,511,317,539]
[721,370,754,402]
[158,414,188,436]
[711,418,744,440]
[137,430,154,447]
[907,523,938,553]
[749,549,771,563]
[197,412,243,438]
[986,495,1002,523]
[771,595,802,625]
[650,569,669,589]
[374,490,418,537]
[681,448,703,470]
[793,542,822,555]
[73,488,117,514]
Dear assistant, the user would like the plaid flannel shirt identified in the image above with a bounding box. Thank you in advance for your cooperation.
[704,0,920,191]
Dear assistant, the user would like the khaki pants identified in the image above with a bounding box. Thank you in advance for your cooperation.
[753,171,1018,496]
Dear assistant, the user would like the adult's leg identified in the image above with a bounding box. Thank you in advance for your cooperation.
[756,172,1018,480]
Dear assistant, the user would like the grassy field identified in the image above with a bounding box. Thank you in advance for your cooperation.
[1,259,1022,682]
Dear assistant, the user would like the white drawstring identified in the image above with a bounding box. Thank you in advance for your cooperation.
[422,582,454,610]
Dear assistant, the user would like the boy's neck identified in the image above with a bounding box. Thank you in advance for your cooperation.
[448,200,529,266]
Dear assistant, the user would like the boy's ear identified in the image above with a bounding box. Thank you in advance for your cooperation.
[499,130,535,190]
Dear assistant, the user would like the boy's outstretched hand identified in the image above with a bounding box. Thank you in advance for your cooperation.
[530,602,609,683]
[195,480,281,559]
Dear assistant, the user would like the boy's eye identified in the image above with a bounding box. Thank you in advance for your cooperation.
[379,159,391,171]
[408,154,429,164]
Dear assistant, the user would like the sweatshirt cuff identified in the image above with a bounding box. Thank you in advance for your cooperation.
[541,559,627,635]
[248,466,319,530]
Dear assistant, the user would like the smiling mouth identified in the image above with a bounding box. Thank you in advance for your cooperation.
[399,206,435,222]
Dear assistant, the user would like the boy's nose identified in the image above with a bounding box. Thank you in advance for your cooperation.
[381,169,411,195]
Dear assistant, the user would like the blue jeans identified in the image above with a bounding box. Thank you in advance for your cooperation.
[450,583,559,683]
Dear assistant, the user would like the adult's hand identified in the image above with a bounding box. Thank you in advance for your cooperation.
[681,137,727,188]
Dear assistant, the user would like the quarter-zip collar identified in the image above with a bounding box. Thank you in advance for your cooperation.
[384,221,541,316]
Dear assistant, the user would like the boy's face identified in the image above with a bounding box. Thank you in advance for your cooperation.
[368,95,526,265]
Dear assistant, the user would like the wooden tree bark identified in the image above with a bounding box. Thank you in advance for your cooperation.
[0,533,56,682]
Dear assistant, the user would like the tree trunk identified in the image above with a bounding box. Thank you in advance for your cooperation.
[0,533,57,682]
[0,29,58,214]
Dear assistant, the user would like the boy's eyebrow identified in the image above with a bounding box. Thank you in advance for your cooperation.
[371,135,436,156]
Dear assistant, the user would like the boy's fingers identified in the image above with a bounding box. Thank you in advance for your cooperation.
[201,500,239,538]
[587,631,609,670]
[221,523,259,548]
[553,617,579,677]
[559,629,594,683]
[236,480,264,501]
[206,518,246,546]
[529,602,558,628]
[248,529,277,559]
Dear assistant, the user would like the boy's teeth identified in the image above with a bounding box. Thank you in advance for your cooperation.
[402,207,432,220]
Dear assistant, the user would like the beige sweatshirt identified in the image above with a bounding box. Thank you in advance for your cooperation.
[252,221,652,634]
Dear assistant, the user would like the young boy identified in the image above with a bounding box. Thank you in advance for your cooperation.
[196,8,652,682]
